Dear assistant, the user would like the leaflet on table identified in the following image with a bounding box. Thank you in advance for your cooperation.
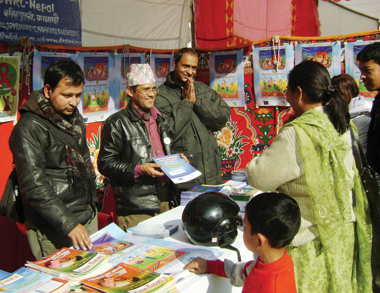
[25,247,109,282]
[0,266,69,293]
[81,263,177,293]
[89,223,223,277]
[153,154,201,184]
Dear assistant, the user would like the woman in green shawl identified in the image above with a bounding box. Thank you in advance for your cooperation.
[247,61,372,292]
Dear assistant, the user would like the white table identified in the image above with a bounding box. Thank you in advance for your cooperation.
[137,206,252,293]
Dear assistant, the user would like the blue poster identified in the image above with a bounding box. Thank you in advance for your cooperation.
[77,52,116,122]
[345,41,379,99]
[252,45,294,107]
[209,50,245,107]
[295,42,341,77]
[114,53,145,109]
[0,0,81,46]
[150,54,173,87]
[32,51,76,90]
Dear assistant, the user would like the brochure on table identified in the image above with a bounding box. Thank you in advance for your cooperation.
[0,266,69,292]
[153,153,201,184]
[89,223,223,290]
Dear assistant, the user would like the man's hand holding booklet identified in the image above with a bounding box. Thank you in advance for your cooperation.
[153,153,201,184]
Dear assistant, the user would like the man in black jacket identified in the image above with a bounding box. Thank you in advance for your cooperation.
[357,41,380,292]
[154,48,231,195]
[9,60,97,260]
[98,64,181,231]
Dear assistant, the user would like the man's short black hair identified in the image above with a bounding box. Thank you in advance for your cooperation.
[44,59,85,91]
[357,42,380,66]
[245,192,301,248]
[174,47,198,65]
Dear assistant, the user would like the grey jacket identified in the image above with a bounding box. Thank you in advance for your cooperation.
[155,72,231,192]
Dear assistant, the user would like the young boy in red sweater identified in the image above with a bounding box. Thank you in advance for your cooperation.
[184,192,301,293]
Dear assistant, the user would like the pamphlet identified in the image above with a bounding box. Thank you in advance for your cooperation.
[0,266,69,293]
[153,154,201,184]
[25,248,109,281]
[81,263,177,293]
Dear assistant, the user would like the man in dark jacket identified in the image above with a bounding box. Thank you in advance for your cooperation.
[9,59,98,260]
[357,41,380,292]
[98,64,179,231]
[154,48,231,195]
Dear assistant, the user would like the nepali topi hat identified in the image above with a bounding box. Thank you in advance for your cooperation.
[127,64,155,86]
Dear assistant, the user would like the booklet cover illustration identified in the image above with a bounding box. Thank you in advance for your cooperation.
[81,263,176,293]
[153,153,201,184]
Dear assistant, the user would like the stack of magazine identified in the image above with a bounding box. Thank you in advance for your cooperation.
[0,266,70,292]
[79,263,177,293]
[180,184,231,206]
[25,247,110,283]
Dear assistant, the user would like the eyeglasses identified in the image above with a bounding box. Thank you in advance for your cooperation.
[136,88,158,95]
[283,90,287,95]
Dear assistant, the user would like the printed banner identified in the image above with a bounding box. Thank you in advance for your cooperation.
[209,50,245,107]
[0,0,81,46]
[253,45,294,106]
[150,54,173,87]
[77,52,116,122]
[295,42,341,77]
[114,53,145,109]
[345,40,379,99]
[0,54,20,123]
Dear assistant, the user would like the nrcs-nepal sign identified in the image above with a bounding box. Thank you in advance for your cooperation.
[0,0,81,46]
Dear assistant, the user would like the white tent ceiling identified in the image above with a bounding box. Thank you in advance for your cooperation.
[80,0,192,49]
[319,0,379,36]
[336,0,380,21]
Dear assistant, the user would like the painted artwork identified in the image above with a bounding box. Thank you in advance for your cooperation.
[0,55,19,123]
[295,42,341,77]
[123,244,187,272]
[150,54,173,87]
[78,52,116,122]
[83,55,110,113]
[253,45,294,106]
[345,40,379,99]
[114,53,145,109]
[210,51,245,107]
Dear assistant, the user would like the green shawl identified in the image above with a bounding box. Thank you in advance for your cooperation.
[286,108,372,290]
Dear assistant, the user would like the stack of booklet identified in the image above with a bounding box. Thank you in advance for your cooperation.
[180,184,231,206]
[231,168,247,181]
[3,222,225,292]
[0,266,70,292]
[79,263,177,293]
[25,247,110,283]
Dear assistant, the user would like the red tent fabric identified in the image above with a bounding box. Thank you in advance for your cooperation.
[195,0,321,49]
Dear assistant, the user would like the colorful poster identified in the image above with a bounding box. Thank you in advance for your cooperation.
[295,42,341,77]
[253,45,294,107]
[78,52,116,122]
[345,41,379,99]
[0,0,81,46]
[114,53,145,109]
[0,55,20,123]
[150,54,173,87]
[210,50,245,107]
[32,51,75,92]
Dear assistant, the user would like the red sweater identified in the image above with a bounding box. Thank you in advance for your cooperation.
[207,251,297,293]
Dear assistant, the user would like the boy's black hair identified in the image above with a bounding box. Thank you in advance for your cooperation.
[245,192,301,248]
[174,47,198,65]
[357,42,380,65]
[44,59,85,91]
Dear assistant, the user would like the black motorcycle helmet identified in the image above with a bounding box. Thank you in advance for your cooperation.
[182,192,240,247]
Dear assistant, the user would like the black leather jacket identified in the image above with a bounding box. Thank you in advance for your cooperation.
[9,91,97,236]
[97,103,172,216]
